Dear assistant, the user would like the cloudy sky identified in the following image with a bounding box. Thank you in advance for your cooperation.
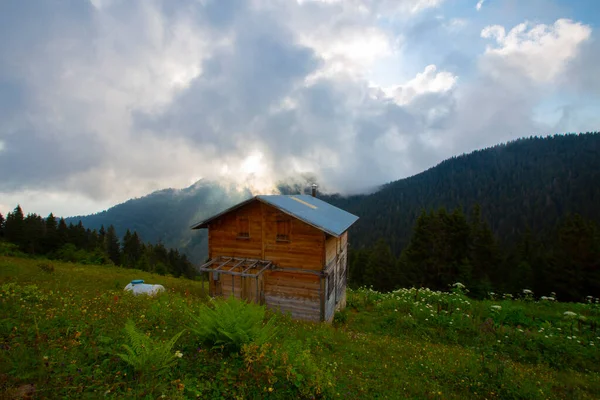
[1,0,599,218]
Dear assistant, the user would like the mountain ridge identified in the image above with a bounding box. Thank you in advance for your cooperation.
[67,132,600,263]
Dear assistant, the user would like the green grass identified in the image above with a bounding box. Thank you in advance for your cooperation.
[1,256,599,399]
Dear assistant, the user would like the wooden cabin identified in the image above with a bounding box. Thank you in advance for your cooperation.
[191,191,359,322]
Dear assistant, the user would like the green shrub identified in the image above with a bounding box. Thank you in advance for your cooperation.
[187,296,278,353]
[116,319,185,379]
[37,262,55,273]
[0,241,26,257]
[333,309,348,325]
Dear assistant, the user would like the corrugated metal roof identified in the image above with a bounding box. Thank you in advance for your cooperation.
[190,195,359,237]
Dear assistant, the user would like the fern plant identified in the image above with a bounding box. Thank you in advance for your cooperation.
[187,296,278,353]
[116,320,185,379]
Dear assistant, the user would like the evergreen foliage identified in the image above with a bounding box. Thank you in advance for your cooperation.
[349,205,600,301]
[327,133,600,255]
[0,205,195,278]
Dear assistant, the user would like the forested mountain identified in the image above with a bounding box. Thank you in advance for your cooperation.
[323,132,600,255]
[66,181,253,263]
[46,131,599,300]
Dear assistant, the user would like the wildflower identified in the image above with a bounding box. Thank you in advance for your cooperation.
[564,311,577,319]
[175,351,183,358]
[490,305,502,311]
[522,289,533,294]
[452,282,465,289]
[268,387,273,392]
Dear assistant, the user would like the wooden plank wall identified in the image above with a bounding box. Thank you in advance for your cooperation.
[262,204,324,270]
[264,271,321,322]
[209,201,263,260]
[262,204,324,321]
[206,200,325,321]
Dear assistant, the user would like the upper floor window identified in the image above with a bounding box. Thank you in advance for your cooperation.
[237,215,249,239]
[276,216,291,242]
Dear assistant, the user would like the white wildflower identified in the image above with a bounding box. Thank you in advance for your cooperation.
[490,305,502,311]
[175,351,183,358]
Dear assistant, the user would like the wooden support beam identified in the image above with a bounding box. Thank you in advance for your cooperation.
[227,259,246,272]
[242,260,260,274]
[256,261,272,275]
[214,257,234,271]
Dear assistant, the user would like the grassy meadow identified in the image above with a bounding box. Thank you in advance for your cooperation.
[1,255,599,399]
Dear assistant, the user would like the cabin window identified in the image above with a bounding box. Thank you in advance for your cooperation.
[276,216,291,242]
[237,216,250,239]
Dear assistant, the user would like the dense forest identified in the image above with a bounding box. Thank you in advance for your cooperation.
[324,132,600,254]
[0,205,195,279]
[327,132,600,301]
[348,204,600,301]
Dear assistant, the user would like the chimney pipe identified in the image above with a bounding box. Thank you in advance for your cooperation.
[311,183,318,197]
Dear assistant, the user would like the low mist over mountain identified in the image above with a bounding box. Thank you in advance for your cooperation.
[67,132,600,265]
[66,182,254,263]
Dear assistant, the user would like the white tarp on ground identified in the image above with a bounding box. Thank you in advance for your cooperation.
[124,279,165,296]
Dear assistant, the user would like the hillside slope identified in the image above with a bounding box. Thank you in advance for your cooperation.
[323,132,600,254]
[67,181,253,263]
[68,132,600,263]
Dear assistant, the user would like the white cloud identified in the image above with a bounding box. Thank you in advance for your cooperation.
[481,19,592,83]
[0,1,598,219]
[383,64,457,105]
[476,0,485,11]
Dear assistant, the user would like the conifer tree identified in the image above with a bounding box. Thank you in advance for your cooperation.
[105,225,121,265]
[5,205,25,247]
[57,218,69,247]
[44,213,58,253]
[0,212,4,238]
[363,238,397,292]
[23,213,45,254]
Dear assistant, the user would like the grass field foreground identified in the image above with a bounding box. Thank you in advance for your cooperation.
[1,256,599,399]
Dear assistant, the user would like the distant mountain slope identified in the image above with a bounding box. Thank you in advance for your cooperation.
[69,132,600,263]
[67,181,253,263]
[322,132,600,254]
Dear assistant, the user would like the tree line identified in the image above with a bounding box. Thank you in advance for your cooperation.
[0,205,196,279]
[349,204,600,302]
[327,132,600,256]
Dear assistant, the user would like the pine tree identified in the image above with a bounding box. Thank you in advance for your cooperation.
[44,213,59,253]
[122,230,143,268]
[0,212,5,238]
[57,218,69,247]
[105,225,121,265]
[363,238,397,292]
[5,205,25,247]
[348,248,371,287]
[469,204,500,297]
[23,213,45,254]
